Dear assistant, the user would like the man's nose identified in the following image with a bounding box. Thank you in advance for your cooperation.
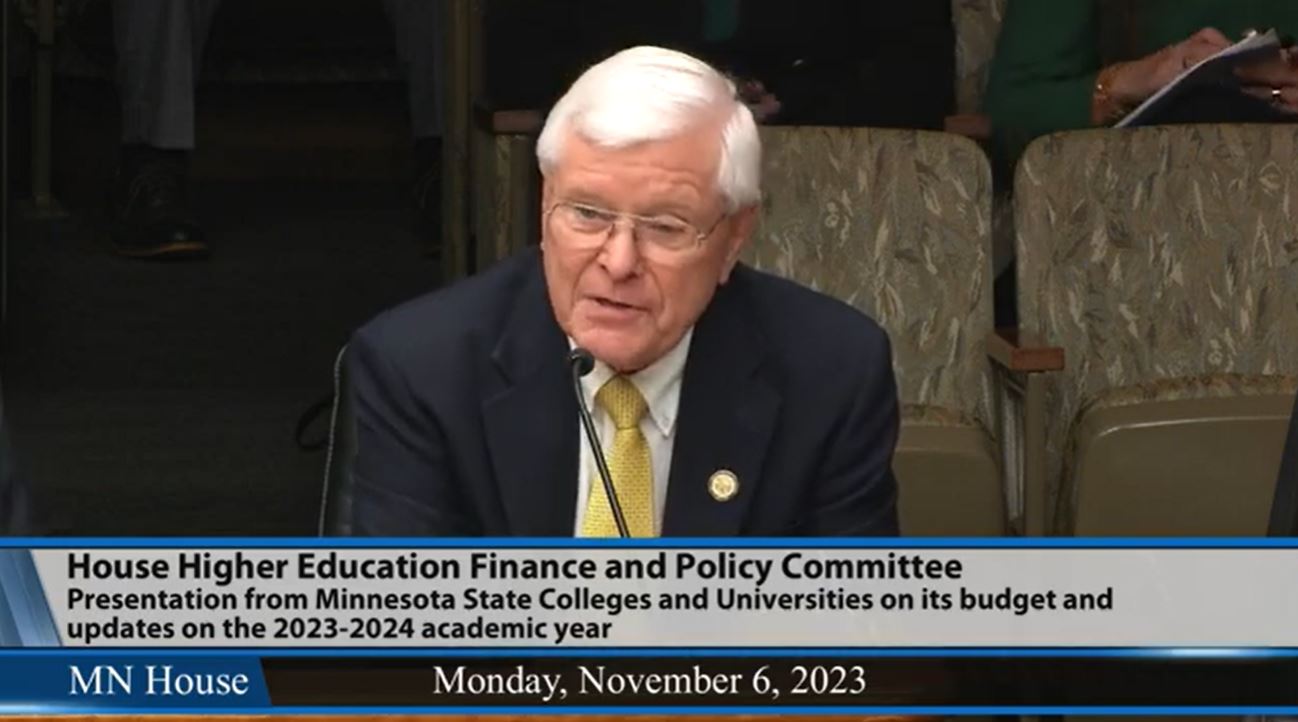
[598,221,642,279]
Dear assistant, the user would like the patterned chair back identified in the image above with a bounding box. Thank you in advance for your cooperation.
[745,126,996,433]
[1015,125,1298,532]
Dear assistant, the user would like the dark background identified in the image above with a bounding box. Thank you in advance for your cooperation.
[0,0,954,536]
[262,655,1298,707]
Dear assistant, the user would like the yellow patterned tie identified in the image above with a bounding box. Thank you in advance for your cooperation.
[581,376,655,537]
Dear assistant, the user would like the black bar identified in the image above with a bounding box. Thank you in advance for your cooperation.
[261,655,1298,707]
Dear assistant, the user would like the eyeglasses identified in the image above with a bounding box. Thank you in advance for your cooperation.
[544,201,726,255]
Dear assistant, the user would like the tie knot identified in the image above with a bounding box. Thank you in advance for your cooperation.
[596,376,648,430]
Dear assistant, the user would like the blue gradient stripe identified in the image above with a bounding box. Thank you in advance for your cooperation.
[0,647,1295,657]
[0,705,1294,715]
[1,537,1298,548]
[0,550,60,647]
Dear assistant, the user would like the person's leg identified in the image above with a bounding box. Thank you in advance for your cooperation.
[382,0,445,248]
[111,0,221,259]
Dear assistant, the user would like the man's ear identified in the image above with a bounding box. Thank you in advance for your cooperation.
[538,179,553,251]
[718,204,759,284]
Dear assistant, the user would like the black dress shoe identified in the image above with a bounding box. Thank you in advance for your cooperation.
[110,145,208,260]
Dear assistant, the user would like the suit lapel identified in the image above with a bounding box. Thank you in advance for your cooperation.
[482,259,579,536]
[662,271,781,536]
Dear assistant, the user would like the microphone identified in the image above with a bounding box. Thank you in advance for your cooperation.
[567,348,630,538]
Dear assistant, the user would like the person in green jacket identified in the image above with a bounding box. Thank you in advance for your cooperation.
[984,0,1298,173]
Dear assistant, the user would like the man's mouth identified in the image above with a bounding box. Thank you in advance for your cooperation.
[592,296,639,311]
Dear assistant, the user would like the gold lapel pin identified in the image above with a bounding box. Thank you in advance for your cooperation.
[708,469,739,502]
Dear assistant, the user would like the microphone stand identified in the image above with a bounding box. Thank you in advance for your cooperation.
[568,349,631,538]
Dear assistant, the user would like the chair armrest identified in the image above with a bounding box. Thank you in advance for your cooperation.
[987,328,1062,536]
[987,327,1064,373]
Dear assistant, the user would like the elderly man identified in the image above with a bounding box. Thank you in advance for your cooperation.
[348,46,899,537]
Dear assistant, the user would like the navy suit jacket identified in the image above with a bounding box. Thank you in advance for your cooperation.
[1271,392,1298,536]
[348,247,900,536]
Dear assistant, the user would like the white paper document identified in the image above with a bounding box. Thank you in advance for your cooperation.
[1115,29,1282,128]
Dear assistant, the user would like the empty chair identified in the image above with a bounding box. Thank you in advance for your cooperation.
[1014,124,1298,536]
[747,126,1003,535]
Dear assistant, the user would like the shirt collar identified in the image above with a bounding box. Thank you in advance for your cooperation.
[571,329,693,438]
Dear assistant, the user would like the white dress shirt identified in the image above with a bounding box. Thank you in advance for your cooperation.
[572,329,693,536]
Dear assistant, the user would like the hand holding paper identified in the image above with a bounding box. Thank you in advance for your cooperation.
[1236,43,1298,113]
[1109,27,1233,106]
[1114,28,1286,127]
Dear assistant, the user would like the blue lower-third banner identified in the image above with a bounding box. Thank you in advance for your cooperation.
[0,654,269,710]
[0,650,1294,713]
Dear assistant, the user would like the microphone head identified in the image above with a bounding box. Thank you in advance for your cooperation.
[568,348,596,377]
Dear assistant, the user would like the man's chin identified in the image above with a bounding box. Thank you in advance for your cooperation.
[576,336,653,375]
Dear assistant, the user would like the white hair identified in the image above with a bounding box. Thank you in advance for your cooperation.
[536,45,762,211]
